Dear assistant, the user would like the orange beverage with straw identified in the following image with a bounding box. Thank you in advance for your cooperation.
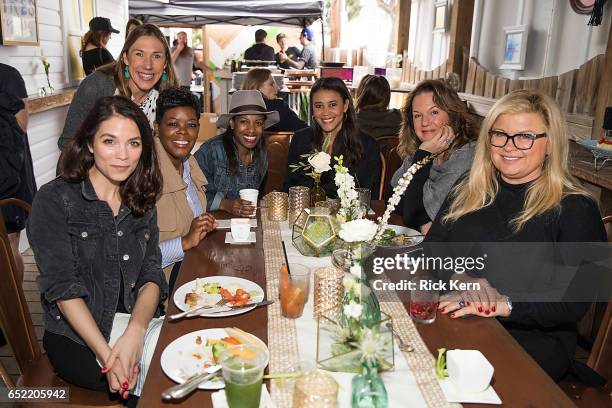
[280,264,310,318]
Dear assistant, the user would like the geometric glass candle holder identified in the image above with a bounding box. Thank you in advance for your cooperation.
[292,207,342,257]
[316,307,394,373]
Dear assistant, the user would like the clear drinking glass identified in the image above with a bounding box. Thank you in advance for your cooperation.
[409,276,440,324]
[280,264,311,318]
[221,344,269,408]
[356,187,371,217]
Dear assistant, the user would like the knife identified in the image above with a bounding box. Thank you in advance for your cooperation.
[198,300,274,315]
[161,365,221,400]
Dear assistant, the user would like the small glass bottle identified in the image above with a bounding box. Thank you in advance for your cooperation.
[351,361,388,408]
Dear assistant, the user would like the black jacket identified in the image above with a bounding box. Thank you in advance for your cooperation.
[27,177,168,346]
[283,127,381,197]
[264,98,308,132]
[0,93,36,232]
[244,43,275,61]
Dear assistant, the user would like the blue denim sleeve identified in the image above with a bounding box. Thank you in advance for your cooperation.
[194,144,219,211]
[27,183,91,304]
[135,209,169,302]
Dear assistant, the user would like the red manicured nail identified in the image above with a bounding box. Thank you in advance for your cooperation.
[478,306,483,313]
[100,367,109,373]
[440,307,445,313]
[122,391,129,400]
[450,313,455,318]
[492,305,496,312]
[122,382,129,389]
[466,301,470,306]
[485,310,490,315]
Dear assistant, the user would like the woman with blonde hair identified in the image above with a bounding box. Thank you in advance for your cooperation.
[430,89,607,382]
[241,68,307,132]
[59,23,177,151]
[390,79,480,233]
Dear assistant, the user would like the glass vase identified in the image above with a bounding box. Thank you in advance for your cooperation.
[351,361,389,408]
[311,177,326,206]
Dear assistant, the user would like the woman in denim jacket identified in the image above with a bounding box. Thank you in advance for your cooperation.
[194,90,279,216]
[27,96,167,399]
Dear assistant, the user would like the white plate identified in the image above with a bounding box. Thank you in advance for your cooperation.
[217,219,258,229]
[224,231,256,244]
[377,224,424,248]
[160,328,226,390]
[173,276,265,317]
[436,372,501,404]
[160,328,268,390]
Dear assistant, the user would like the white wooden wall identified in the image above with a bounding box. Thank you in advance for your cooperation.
[0,0,128,250]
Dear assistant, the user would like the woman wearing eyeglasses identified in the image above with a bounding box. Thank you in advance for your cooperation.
[427,89,607,382]
[391,80,480,234]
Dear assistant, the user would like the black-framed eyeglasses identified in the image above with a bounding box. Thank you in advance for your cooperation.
[488,130,547,150]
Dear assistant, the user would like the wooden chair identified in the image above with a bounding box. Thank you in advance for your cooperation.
[263,131,293,194]
[375,135,402,199]
[0,198,121,407]
[559,215,612,406]
[378,151,386,200]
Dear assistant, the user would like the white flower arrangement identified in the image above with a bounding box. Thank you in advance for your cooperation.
[374,154,437,241]
[339,219,378,243]
[333,156,362,220]
[343,302,363,319]
[308,151,332,174]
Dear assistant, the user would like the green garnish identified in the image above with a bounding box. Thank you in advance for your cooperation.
[203,282,221,294]
[377,228,396,245]
[436,348,448,379]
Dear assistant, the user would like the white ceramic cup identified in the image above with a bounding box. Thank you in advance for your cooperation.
[239,189,259,217]
[446,349,494,393]
[230,218,251,242]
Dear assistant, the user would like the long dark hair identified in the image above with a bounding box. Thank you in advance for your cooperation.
[310,77,362,169]
[221,122,266,178]
[355,74,391,112]
[60,96,162,217]
[398,79,480,161]
[98,23,177,98]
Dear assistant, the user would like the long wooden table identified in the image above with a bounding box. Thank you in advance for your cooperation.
[138,212,267,407]
[139,206,574,407]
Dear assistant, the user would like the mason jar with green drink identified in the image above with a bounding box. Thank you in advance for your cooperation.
[221,344,269,408]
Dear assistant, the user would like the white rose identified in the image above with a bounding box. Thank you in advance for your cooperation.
[338,219,378,242]
[343,302,363,319]
[349,264,362,279]
[308,152,332,174]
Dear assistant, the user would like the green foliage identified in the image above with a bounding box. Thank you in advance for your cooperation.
[346,0,362,20]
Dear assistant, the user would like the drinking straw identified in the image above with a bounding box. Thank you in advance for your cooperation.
[281,241,291,275]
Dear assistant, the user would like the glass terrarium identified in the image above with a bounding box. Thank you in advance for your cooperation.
[316,307,395,373]
[292,207,342,257]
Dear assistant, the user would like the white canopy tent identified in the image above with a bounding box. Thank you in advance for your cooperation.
[129,0,324,27]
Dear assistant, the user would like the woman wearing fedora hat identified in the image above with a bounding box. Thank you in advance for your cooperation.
[194,90,279,216]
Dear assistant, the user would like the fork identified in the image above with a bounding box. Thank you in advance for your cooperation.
[386,323,414,352]
[169,298,230,321]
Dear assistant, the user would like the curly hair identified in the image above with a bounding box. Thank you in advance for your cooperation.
[397,79,480,161]
[155,87,201,124]
[60,96,162,217]
[80,30,109,56]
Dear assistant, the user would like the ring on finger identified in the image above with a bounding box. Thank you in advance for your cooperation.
[458,299,466,308]
[446,138,452,146]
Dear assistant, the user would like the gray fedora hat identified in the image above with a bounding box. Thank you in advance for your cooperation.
[217,90,280,129]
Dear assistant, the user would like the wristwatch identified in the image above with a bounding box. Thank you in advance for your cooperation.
[505,296,513,314]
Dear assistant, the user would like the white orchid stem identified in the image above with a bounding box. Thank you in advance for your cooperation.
[374,153,437,241]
